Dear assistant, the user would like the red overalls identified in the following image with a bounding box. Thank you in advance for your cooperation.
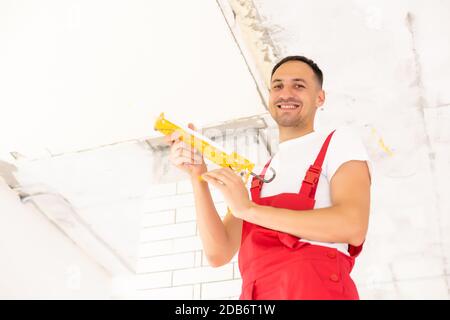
[238,130,363,300]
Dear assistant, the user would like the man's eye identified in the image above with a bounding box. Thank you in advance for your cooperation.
[273,85,282,89]
[295,84,305,89]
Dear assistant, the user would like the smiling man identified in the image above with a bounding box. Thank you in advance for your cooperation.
[166,55,371,300]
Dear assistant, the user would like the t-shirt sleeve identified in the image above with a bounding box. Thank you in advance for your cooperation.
[325,126,372,184]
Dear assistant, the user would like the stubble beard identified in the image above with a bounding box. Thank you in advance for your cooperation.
[272,107,303,127]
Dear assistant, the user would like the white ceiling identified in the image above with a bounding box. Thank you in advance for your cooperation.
[0,0,265,159]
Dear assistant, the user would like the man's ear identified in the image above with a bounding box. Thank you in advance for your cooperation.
[316,89,325,108]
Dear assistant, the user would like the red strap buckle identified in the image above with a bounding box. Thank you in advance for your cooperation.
[303,165,321,185]
[251,178,262,190]
[309,164,321,174]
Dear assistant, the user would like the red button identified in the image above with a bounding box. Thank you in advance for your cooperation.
[327,251,336,259]
[329,274,339,282]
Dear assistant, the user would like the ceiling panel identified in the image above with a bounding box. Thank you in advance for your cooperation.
[0,0,265,157]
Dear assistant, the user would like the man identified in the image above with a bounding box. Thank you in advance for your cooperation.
[166,56,371,300]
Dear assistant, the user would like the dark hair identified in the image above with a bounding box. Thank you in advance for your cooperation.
[271,55,323,87]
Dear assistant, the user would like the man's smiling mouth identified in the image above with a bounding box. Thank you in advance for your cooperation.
[277,104,300,109]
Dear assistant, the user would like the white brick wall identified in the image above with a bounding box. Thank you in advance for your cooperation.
[135,175,244,299]
[140,193,196,213]
[133,129,269,299]
[175,204,228,223]
[136,285,194,300]
[175,206,196,223]
[135,271,172,290]
[176,179,194,194]
[137,252,195,273]
[144,183,177,198]
[136,168,242,298]
[141,210,175,227]
[138,236,204,258]
[201,280,243,299]
[172,265,233,286]
[140,222,197,242]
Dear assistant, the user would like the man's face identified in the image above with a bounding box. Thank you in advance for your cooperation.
[268,61,325,128]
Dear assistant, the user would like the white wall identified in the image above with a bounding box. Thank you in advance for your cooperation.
[251,0,450,299]
[0,178,112,299]
[1,0,449,300]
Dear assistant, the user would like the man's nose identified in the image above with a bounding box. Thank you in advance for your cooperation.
[277,86,296,100]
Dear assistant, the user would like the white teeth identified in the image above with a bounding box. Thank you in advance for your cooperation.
[278,105,298,109]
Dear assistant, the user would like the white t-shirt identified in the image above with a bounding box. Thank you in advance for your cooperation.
[246,126,372,256]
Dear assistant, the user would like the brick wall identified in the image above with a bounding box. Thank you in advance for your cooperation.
[134,128,270,299]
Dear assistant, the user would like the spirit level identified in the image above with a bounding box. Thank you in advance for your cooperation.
[153,112,275,185]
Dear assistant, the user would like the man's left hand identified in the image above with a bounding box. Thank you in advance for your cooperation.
[201,167,253,219]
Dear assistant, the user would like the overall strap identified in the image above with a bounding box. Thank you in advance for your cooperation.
[250,129,336,199]
[250,158,272,201]
[299,130,336,199]
[250,158,272,190]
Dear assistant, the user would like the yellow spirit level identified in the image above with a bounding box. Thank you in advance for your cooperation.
[153,113,275,185]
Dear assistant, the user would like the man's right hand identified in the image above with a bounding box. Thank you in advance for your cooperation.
[165,123,241,267]
[165,123,207,178]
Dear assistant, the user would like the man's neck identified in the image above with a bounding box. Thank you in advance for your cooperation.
[278,126,315,143]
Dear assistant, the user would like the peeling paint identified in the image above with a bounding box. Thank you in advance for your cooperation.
[370,127,394,156]
[225,0,282,89]
[432,103,450,109]
[216,0,269,109]
[21,191,134,274]
[406,11,449,283]
[0,160,19,188]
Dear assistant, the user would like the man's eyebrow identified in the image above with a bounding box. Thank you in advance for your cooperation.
[292,78,307,83]
[271,78,308,83]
